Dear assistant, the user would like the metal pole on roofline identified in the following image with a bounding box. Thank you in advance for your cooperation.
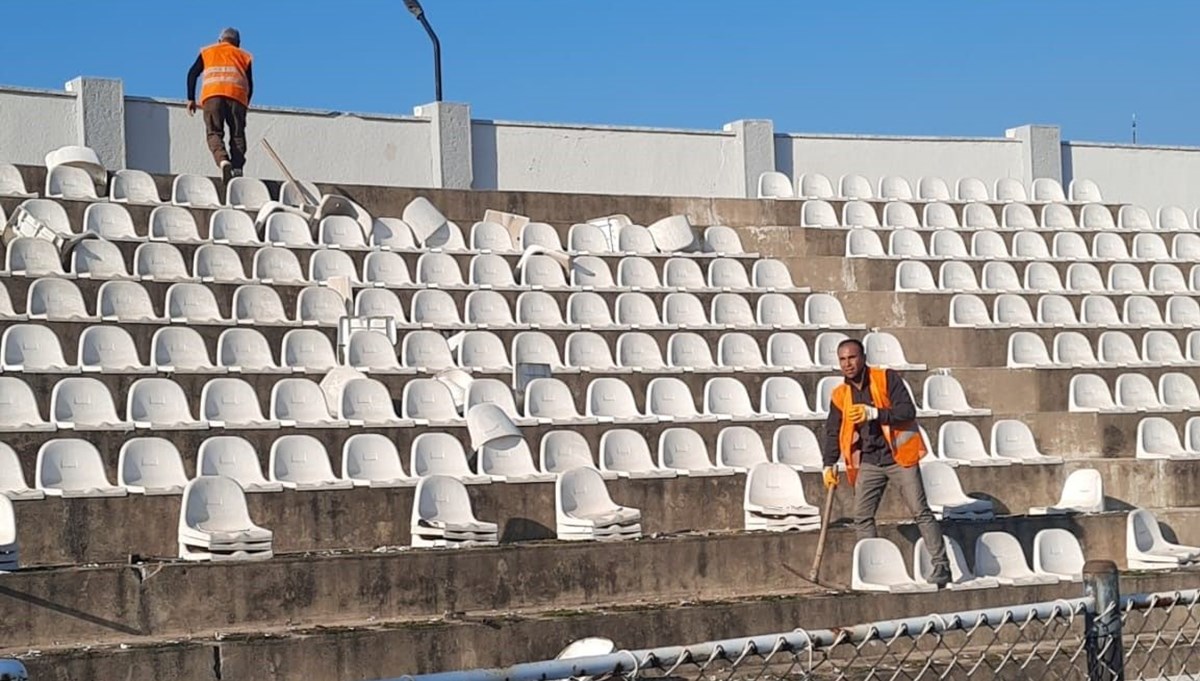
[404,0,443,102]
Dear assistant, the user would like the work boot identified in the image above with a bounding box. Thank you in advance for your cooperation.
[219,160,234,183]
[930,563,952,588]
[230,168,243,178]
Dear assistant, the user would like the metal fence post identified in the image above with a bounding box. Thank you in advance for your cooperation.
[1083,559,1125,681]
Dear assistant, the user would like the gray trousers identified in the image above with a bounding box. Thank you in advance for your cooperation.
[854,462,949,570]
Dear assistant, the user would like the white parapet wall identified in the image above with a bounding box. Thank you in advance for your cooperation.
[6,76,1200,210]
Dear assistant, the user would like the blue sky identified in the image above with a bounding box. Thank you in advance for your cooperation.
[1,1,1195,144]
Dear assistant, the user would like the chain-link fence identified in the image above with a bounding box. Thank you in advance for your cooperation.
[398,562,1200,681]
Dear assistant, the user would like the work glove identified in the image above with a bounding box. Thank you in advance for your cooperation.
[822,466,838,490]
[846,404,879,425]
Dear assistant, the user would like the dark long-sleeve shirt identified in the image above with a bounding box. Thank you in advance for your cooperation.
[186,54,254,103]
[821,367,917,468]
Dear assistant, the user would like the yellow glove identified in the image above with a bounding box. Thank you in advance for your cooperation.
[846,404,867,425]
[822,466,839,490]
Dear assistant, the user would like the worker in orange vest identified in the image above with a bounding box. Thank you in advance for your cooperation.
[186,28,254,183]
[821,338,952,587]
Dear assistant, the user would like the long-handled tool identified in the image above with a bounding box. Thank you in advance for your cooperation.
[807,484,838,583]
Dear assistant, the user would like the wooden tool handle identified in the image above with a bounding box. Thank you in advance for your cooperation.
[807,483,837,583]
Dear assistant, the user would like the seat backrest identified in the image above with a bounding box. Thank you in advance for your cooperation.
[812,331,850,368]
[339,378,400,422]
[413,475,475,523]
[667,331,715,369]
[804,293,849,326]
[1160,372,1200,408]
[410,289,462,325]
[1007,331,1050,368]
[370,217,416,249]
[882,202,919,229]
[919,459,970,504]
[462,291,513,327]
[566,292,614,327]
[1108,263,1147,292]
[646,377,699,418]
[586,377,640,418]
[854,538,912,588]
[708,258,750,289]
[282,329,338,371]
[895,261,936,292]
[46,165,99,200]
[464,378,520,418]
[888,229,926,258]
[83,202,137,240]
[599,429,656,473]
[517,222,562,251]
[617,256,661,289]
[8,237,65,275]
[568,223,613,253]
[469,253,516,288]
[309,249,359,284]
[1115,373,1160,409]
[616,331,665,369]
[974,531,1033,578]
[233,284,289,323]
[949,294,990,327]
[171,174,220,207]
[761,376,809,415]
[658,427,714,471]
[150,205,202,242]
[842,201,879,228]
[512,331,564,368]
[194,243,247,282]
[1097,331,1139,364]
[118,437,187,490]
[939,261,979,291]
[745,462,807,507]
[752,259,794,289]
[480,439,539,478]
[766,332,813,369]
[956,177,989,201]
[1081,203,1116,231]
[98,280,159,321]
[1069,178,1103,202]
[1012,231,1049,259]
[270,377,336,422]
[1169,296,1200,326]
[37,439,115,491]
[27,278,90,319]
[1031,177,1066,202]
[662,293,708,326]
[3,324,68,369]
[923,374,972,411]
[662,257,706,289]
[798,173,834,199]
[343,433,406,482]
[540,430,595,473]
[917,176,951,201]
[922,202,959,230]
[718,332,765,369]
[270,435,338,484]
[51,377,123,426]
[151,326,214,370]
[995,178,1027,203]
[127,377,194,424]
[1159,206,1192,231]
[565,331,616,369]
[524,378,580,419]
[416,252,464,287]
[801,200,838,227]
[757,171,794,199]
[705,378,756,417]
[457,330,510,370]
[409,432,472,477]
[362,251,412,287]
[209,208,259,245]
[79,325,143,371]
[702,225,742,256]
[226,176,271,210]
[197,436,269,483]
[520,254,568,287]
[217,328,278,370]
[1053,331,1097,366]
[515,291,564,326]
[296,286,348,326]
[315,215,367,249]
[618,224,657,254]
[398,329,452,370]
[1127,295,1166,327]
[1068,373,1114,410]
[710,293,755,326]
[879,176,913,201]
[201,377,268,423]
[937,421,988,462]
[840,173,873,199]
[252,246,306,283]
[990,419,1043,460]
[1037,295,1077,325]
[1058,468,1103,510]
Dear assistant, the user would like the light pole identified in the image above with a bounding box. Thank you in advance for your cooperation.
[404,0,443,102]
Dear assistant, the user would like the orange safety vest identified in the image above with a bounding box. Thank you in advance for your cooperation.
[199,42,253,107]
[833,367,926,486]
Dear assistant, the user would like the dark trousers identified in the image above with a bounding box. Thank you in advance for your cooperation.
[854,461,950,570]
[202,97,248,169]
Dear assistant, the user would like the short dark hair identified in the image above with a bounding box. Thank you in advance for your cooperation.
[836,338,865,355]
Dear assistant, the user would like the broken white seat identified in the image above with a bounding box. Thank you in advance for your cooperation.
[744,462,820,532]
[197,436,283,492]
[1032,528,1085,582]
[6,237,67,277]
[410,432,490,484]
[913,536,1000,590]
[270,378,348,428]
[973,532,1060,586]
[937,421,1010,467]
[269,435,353,490]
[657,427,735,476]
[200,377,280,429]
[852,538,937,593]
[1127,508,1200,569]
[771,424,824,472]
[464,379,528,426]
[411,475,499,548]
[179,475,273,561]
[51,377,131,430]
[127,377,206,429]
[599,429,676,479]
[1029,468,1104,515]
[556,466,642,541]
[646,214,696,252]
[990,420,1063,464]
[118,437,188,495]
[920,460,995,520]
[342,433,416,487]
[45,164,100,200]
[36,439,126,497]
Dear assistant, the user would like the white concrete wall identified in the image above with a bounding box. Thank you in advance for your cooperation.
[1064,142,1200,213]
[124,97,435,187]
[0,87,77,166]
[472,120,744,197]
[775,134,1025,193]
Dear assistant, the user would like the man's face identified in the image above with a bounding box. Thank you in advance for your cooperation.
[838,343,865,380]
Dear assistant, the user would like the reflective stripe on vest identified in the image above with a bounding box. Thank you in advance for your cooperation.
[834,367,926,486]
[199,43,252,106]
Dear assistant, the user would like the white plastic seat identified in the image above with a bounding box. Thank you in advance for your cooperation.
[1029,468,1104,515]
[269,435,353,490]
[0,443,40,500]
[888,229,927,258]
[1107,263,1147,293]
[842,201,880,228]
[666,331,716,370]
[411,475,497,547]
[395,330,451,372]
[662,258,706,291]
[469,254,517,289]
[1052,232,1089,261]
[949,294,991,327]
[1068,178,1102,202]
[1064,263,1104,293]
[369,217,416,250]
[565,331,619,371]
[760,376,814,418]
[963,202,1000,230]
[27,278,94,321]
[878,176,913,201]
[215,328,282,373]
[1000,203,1036,230]
[338,377,411,427]
[469,221,515,252]
[571,255,616,289]
[178,475,273,561]
[1011,232,1050,260]
[923,374,988,416]
[222,176,270,210]
[280,180,321,209]
[1175,233,1200,260]
[77,325,147,374]
[163,283,226,324]
[923,202,960,231]
[663,293,710,327]
[1168,298,1200,329]
[97,280,161,322]
[0,163,33,197]
[51,377,131,430]
[341,434,414,488]
[126,377,204,429]
[554,465,642,540]
[1149,264,1187,294]
[416,252,465,288]
[294,286,345,326]
[124,438,187,491]
[864,331,922,370]
[568,223,613,253]
[193,244,249,284]
[616,331,668,370]
[1159,206,1192,231]
[895,261,937,292]
[1097,331,1143,366]
[362,251,414,289]
[36,439,126,497]
[1115,373,1164,410]
[149,205,203,243]
[747,296,805,331]
[252,247,306,284]
[1068,373,1116,412]
[845,229,885,258]
[520,254,569,288]
[718,332,766,370]
[401,378,462,424]
[706,377,767,424]
[463,378,525,423]
[1136,417,1194,460]
[995,178,1028,203]
[981,261,1022,292]
[973,532,1059,587]
[566,292,615,328]
[209,209,259,245]
[536,431,603,478]
[744,462,820,532]
[852,538,936,593]
[919,460,995,519]
[766,332,814,370]
[0,377,53,431]
[1114,205,1152,232]
[840,174,873,200]
[0,283,20,322]
[233,284,290,324]
[453,330,509,371]
[517,223,563,252]
[1127,508,1200,569]
[478,436,554,484]
[1030,178,1065,203]
[277,330,336,373]
[13,198,72,238]
[2,324,74,372]
[1160,373,1200,409]
[910,176,948,201]
[196,437,281,492]
[586,377,655,424]
[83,203,139,241]
[1019,263,1062,294]
[7,237,67,276]
[990,420,1062,464]
[1006,332,1052,369]
[458,292,513,330]
[643,377,708,423]
[937,421,1008,468]
[201,377,279,429]
[151,327,220,373]
[800,200,838,228]
[1145,328,1188,365]
[812,331,850,370]
[45,165,99,200]
[133,242,191,282]
[1038,295,1079,326]
[710,293,756,328]
[318,215,367,249]
[797,173,834,199]
[269,378,346,428]
[617,256,664,291]
[599,429,675,479]
[913,536,999,590]
[524,377,590,424]
[708,258,752,291]
[800,294,846,328]
[513,291,563,327]
[971,231,1009,259]
[882,202,920,229]
[658,427,734,476]
[410,289,464,328]
[702,225,743,255]
[1052,332,1099,368]
[1080,204,1116,231]
[171,174,220,208]
[1125,297,1166,328]
[1091,232,1129,261]
[757,171,794,199]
